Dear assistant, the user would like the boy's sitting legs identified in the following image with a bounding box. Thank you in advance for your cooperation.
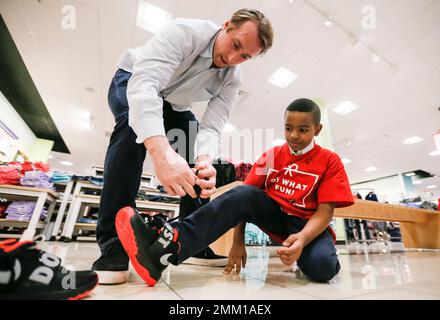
[115,185,282,285]
[280,215,340,283]
[115,184,340,285]
[296,231,340,282]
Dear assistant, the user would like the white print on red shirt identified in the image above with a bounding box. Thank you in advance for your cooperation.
[264,164,319,208]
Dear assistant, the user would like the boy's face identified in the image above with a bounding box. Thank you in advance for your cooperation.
[284,111,322,152]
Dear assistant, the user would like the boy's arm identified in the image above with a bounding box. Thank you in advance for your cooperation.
[224,221,247,274]
[277,203,335,266]
[297,202,335,246]
[232,221,246,243]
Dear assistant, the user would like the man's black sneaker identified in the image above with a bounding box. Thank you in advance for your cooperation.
[0,239,98,300]
[183,247,228,267]
[91,242,129,285]
[115,206,180,286]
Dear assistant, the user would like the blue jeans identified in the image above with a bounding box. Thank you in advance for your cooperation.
[172,185,341,282]
[96,69,209,252]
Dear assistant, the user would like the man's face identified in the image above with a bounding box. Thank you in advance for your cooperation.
[284,111,322,152]
[212,20,262,68]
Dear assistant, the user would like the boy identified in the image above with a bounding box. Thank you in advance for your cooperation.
[115,98,354,285]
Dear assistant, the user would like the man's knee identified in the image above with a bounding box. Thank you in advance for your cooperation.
[299,254,340,283]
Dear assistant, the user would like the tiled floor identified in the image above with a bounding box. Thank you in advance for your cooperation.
[39,241,440,300]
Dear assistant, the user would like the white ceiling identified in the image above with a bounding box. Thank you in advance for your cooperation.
[1,0,439,198]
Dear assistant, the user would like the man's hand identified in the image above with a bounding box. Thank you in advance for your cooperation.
[224,242,247,275]
[276,233,305,266]
[145,136,197,198]
[193,156,216,199]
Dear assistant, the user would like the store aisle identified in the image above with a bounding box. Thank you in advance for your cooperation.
[36,241,440,300]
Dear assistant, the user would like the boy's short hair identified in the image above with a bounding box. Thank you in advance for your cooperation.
[285,98,321,124]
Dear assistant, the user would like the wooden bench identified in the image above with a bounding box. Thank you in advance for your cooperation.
[335,199,440,249]
[209,182,440,255]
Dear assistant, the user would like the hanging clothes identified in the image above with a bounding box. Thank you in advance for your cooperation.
[234,162,253,182]
[212,158,236,187]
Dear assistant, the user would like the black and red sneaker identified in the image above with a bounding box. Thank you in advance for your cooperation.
[115,206,180,286]
[0,239,98,300]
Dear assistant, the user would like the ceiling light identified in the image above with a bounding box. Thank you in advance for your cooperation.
[413,180,422,185]
[402,136,423,145]
[332,100,359,115]
[324,19,332,26]
[426,185,437,189]
[48,155,53,159]
[404,172,415,177]
[267,67,298,88]
[222,123,236,133]
[342,158,352,165]
[60,161,73,166]
[136,1,173,34]
[271,139,285,147]
[365,166,377,172]
[429,150,440,156]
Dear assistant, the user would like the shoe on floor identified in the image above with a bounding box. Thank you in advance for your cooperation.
[115,206,179,286]
[91,242,129,285]
[0,239,98,300]
[183,247,228,267]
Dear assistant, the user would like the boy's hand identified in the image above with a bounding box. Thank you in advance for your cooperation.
[276,233,305,266]
[223,242,247,275]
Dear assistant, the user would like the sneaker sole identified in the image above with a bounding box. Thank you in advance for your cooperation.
[68,285,98,300]
[1,275,99,300]
[182,257,228,267]
[116,207,157,286]
[95,270,129,285]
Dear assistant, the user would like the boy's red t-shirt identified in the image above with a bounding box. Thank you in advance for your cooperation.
[244,143,354,241]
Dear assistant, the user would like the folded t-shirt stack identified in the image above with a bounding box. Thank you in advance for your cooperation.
[0,165,22,185]
[5,201,47,221]
[20,171,54,189]
[50,171,72,183]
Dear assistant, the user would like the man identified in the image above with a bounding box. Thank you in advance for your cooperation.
[92,9,273,284]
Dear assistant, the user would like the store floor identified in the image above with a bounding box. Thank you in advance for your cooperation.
[39,241,440,300]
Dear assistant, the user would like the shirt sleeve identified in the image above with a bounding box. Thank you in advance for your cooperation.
[317,154,354,208]
[194,75,241,160]
[243,150,271,189]
[126,21,191,144]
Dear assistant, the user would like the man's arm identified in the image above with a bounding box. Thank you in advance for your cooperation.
[125,21,197,197]
[193,76,241,198]
[277,203,335,266]
[145,136,197,198]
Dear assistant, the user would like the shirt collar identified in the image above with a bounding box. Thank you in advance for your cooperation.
[289,140,315,156]
[199,29,220,60]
